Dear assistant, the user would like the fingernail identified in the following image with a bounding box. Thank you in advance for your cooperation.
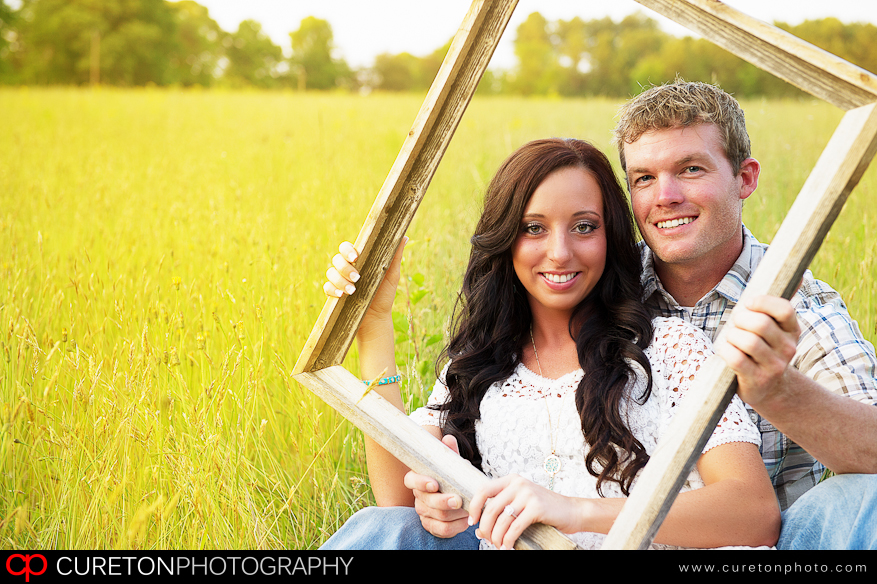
[467,516,474,526]
[347,252,357,262]
[428,482,438,492]
[449,496,460,509]
[334,289,343,297]
[345,284,356,295]
[350,271,360,283]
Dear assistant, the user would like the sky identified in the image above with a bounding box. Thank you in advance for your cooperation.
[197,0,877,69]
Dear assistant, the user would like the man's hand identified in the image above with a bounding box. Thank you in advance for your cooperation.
[716,294,800,409]
[403,435,471,538]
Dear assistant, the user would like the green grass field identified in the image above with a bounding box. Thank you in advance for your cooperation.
[1,87,875,550]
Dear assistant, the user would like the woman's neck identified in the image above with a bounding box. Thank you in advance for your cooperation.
[526,307,581,379]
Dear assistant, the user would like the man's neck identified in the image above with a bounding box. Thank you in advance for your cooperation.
[653,241,744,307]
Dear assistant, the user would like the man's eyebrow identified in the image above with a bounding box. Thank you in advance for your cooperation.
[627,154,709,174]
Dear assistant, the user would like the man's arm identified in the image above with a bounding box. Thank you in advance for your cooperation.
[717,295,877,474]
[754,369,877,474]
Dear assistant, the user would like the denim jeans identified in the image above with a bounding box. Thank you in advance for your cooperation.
[319,506,480,550]
[320,474,877,550]
[778,473,877,550]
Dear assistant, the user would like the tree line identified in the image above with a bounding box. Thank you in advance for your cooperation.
[1,0,875,97]
[0,0,350,89]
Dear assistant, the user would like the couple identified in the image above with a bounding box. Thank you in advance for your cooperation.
[320,80,877,550]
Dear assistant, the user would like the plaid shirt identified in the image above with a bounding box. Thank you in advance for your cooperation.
[641,226,877,510]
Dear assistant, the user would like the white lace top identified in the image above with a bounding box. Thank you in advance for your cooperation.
[409,317,762,550]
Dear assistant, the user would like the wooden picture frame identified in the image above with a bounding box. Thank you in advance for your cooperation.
[293,0,877,550]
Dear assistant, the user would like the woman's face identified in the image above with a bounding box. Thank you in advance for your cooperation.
[512,166,607,320]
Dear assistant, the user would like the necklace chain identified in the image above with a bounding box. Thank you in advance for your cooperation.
[530,325,562,490]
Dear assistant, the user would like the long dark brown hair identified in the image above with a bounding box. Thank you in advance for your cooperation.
[435,138,654,496]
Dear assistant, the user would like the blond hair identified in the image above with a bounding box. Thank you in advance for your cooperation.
[612,79,751,175]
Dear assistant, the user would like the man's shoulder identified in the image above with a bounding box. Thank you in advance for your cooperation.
[744,228,843,307]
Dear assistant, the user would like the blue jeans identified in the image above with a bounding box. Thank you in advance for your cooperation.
[321,474,877,550]
[319,506,480,550]
[778,473,877,550]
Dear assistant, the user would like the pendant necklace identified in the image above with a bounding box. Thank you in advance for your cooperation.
[530,326,562,491]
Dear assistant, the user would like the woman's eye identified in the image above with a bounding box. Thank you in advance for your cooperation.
[523,223,543,235]
[574,223,596,234]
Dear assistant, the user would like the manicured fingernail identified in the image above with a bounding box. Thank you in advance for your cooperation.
[334,289,343,297]
[467,516,474,526]
[347,251,357,262]
[345,284,356,295]
[350,271,360,283]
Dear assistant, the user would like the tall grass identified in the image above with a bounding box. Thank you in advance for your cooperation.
[1,87,875,549]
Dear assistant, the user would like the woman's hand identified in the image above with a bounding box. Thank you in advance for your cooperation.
[403,435,472,538]
[323,238,407,338]
[468,474,585,550]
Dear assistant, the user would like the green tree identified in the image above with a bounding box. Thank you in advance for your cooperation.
[15,0,179,86]
[372,51,421,91]
[510,12,563,95]
[0,0,17,83]
[166,0,224,87]
[508,12,669,97]
[370,39,449,92]
[289,16,351,90]
[221,19,283,88]
[780,18,877,80]
[577,13,667,97]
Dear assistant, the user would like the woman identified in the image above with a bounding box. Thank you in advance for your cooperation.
[323,138,780,550]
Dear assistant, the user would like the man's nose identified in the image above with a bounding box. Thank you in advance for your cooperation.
[655,176,685,205]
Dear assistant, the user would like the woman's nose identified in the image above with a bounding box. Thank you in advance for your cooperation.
[546,231,572,263]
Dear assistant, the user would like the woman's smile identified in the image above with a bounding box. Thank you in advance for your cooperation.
[540,271,581,285]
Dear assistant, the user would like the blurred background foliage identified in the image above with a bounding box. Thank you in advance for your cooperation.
[0,0,875,95]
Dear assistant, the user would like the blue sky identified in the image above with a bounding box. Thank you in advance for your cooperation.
[197,0,877,68]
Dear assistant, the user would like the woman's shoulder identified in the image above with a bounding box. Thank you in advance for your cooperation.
[649,316,712,345]
[646,316,714,368]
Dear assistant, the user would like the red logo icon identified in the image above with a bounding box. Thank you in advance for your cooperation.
[6,554,47,582]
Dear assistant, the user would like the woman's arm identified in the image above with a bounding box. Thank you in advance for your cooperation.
[325,239,426,506]
[468,441,780,549]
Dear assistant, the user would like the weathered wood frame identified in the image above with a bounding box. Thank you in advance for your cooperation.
[293,0,877,550]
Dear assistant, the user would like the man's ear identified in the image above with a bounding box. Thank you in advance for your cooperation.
[738,157,761,201]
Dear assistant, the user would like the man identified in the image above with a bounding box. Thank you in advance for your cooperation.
[611,80,877,549]
[324,80,877,550]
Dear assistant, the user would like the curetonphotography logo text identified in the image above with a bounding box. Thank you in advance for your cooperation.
[4,552,354,579]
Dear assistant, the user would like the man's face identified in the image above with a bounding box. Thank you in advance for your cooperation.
[623,123,758,273]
